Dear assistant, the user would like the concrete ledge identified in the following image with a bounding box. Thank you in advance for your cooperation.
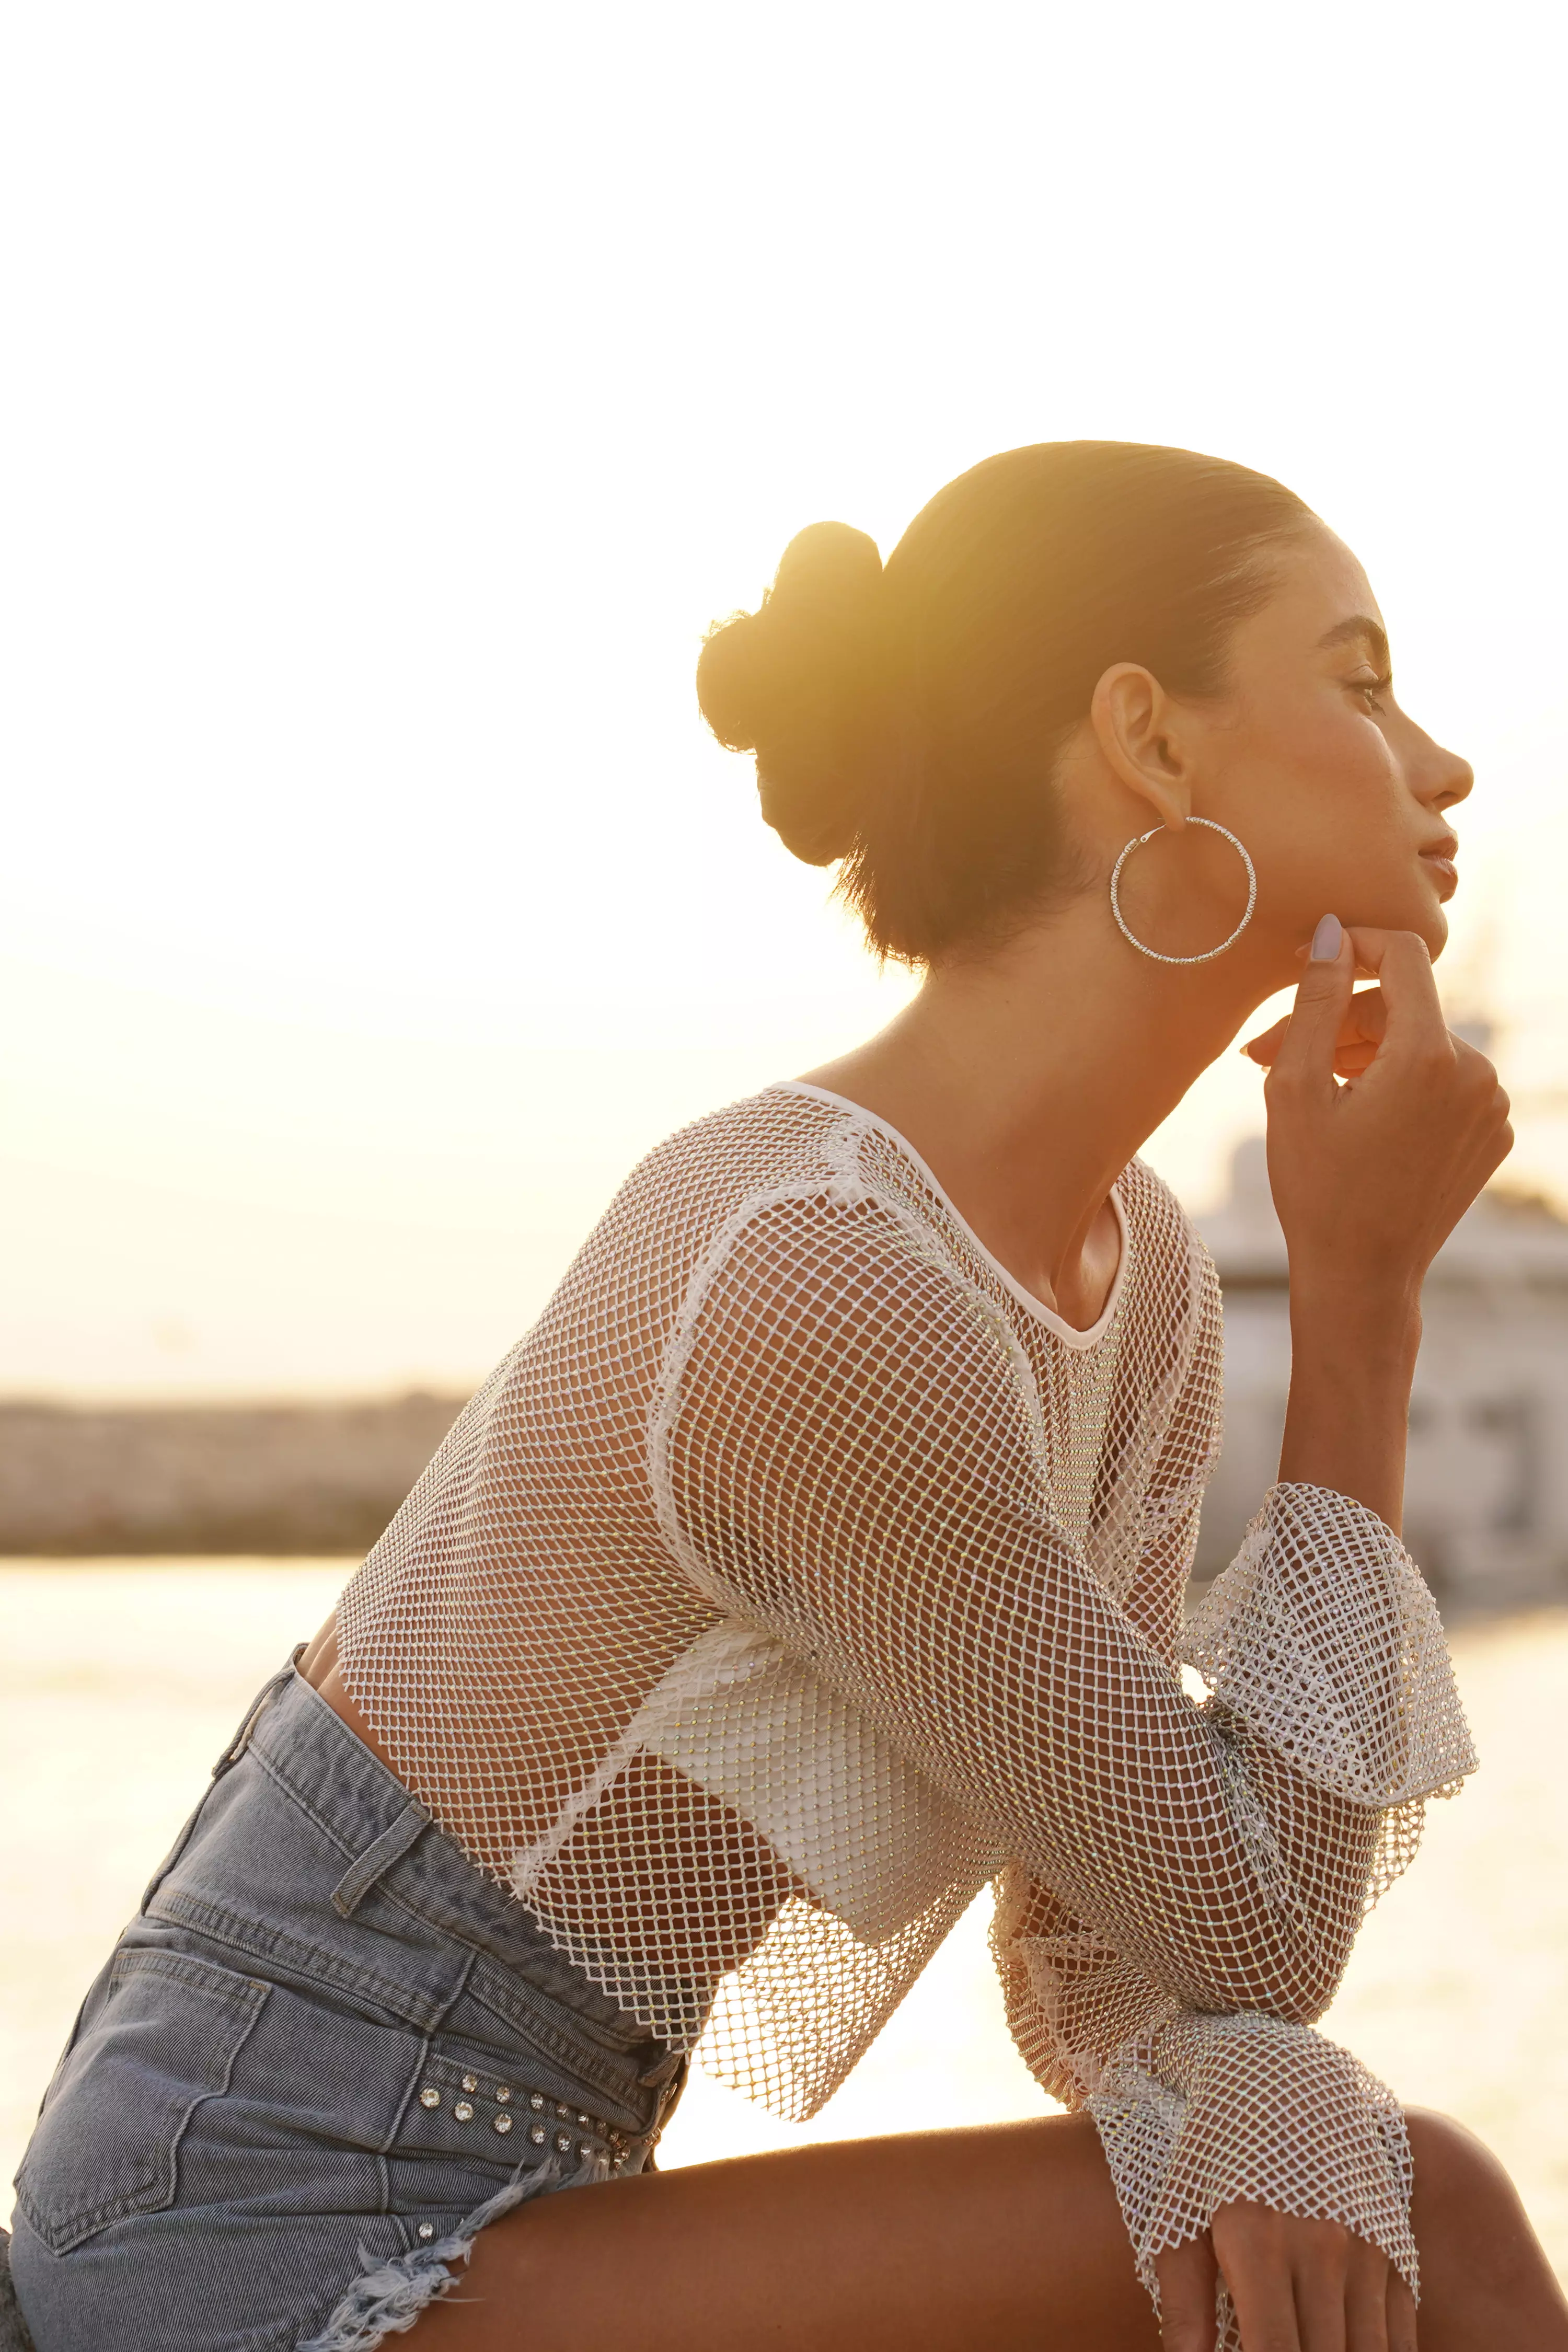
[0,1393,464,1555]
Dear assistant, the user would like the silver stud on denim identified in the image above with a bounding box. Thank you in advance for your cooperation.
[556,2103,570,2118]
[577,2113,590,2127]
[494,2113,513,2135]
[417,2222,435,2242]
[555,2131,573,2153]
[529,2093,545,2111]
[419,2088,441,2109]
[578,2140,592,2158]
[462,2074,478,2094]
[454,2101,475,2123]
[529,2124,547,2144]
[495,2085,512,2104]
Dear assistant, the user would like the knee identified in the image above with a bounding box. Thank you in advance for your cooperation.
[1406,2107,1538,2285]
[1406,2106,1492,2193]
[1406,2106,1507,2221]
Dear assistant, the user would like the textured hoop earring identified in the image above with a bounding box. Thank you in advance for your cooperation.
[1109,816,1258,966]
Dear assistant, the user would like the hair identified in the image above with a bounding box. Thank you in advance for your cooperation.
[696,440,1316,964]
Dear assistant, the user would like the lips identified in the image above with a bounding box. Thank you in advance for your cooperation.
[1420,842,1460,900]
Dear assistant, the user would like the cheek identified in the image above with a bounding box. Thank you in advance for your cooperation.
[1252,706,1404,860]
[1221,707,1424,929]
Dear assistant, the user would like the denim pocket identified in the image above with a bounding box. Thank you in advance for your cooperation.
[15,1946,270,2254]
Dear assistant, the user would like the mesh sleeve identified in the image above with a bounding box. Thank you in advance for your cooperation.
[990,1870,1418,2344]
[656,1190,1471,2017]
[1181,1482,1475,1909]
[1092,2013,1417,2349]
[656,1187,1475,2332]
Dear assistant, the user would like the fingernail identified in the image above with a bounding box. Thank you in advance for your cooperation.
[1309,913,1343,962]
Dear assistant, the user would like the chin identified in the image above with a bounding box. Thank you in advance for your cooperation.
[1422,905,1452,959]
[1341,882,1450,959]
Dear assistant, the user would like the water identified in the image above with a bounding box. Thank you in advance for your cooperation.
[4,1563,1566,2279]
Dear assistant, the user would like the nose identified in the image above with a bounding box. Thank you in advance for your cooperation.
[1415,730,1473,814]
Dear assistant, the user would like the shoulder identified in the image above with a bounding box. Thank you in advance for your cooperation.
[604,1085,985,1330]
[650,1097,1028,1389]
[1118,1158,1221,1335]
[619,1083,864,1207]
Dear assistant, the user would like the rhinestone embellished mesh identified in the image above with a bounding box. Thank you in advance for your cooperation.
[338,1082,1476,2342]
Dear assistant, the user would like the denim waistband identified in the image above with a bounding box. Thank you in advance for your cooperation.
[143,1662,682,2115]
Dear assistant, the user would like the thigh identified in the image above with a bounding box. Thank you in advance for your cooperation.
[412,2113,1162,2352]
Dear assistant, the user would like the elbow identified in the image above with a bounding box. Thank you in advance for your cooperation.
[1183,1920,1353,2027]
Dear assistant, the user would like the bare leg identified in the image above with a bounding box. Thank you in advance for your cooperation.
[410,2113,1159,2352]
[405,2106,1568,2352]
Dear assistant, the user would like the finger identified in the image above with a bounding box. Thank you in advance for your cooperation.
[1343,2238,1390,2352]
[1264,915,1356,1096]
[1386,2269,1418,2352]
[1242,1013,1291,1066]
[1292,2246,1350,2352]
[1217,2232,1302,2352]
[1340,928,1449,1063]
[1225,2263,1302,2352]
[1155,2233,1219,2350]
[1243,990,1389,1070]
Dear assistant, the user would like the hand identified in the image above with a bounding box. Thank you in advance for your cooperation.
[1243,978,1388,1082]
[1156,2205,1418,2350]
[1243,921,1512,1305]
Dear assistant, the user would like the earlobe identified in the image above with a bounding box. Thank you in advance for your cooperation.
[1090,662,1192,831]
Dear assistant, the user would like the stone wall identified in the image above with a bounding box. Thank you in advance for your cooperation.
[0,1393,465,1554]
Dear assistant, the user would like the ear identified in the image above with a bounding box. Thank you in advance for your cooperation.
[1089,662,1194,832]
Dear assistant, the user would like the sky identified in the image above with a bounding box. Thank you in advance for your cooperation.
[3,0,1566,1397]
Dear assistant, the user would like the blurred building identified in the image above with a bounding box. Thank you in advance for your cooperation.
[1196,1135,1568,1608]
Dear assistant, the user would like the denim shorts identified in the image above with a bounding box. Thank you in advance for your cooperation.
[8,1661,687,2352]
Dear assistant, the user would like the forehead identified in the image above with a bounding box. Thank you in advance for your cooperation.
[1253,522,1384,649]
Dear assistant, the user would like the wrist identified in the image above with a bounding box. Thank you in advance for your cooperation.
[1288,1277,1422,1375]
[1287,1256,1423,1329]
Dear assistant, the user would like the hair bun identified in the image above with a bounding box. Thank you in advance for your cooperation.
[697,521,886,866]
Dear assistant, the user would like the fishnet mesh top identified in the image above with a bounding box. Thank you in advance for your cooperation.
[338,1082,1476,2338]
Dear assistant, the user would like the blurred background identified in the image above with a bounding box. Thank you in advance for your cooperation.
[4,0,1567,2282]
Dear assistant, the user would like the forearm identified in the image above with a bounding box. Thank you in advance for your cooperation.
[1277,1277,1422,1535]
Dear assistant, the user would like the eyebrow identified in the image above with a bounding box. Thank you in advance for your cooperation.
[1317,614,1391,671]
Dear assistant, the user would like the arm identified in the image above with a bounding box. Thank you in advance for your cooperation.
[655,1189,1469,2028]
[989,1400,1429,2347]
[1261,921,1513,1530]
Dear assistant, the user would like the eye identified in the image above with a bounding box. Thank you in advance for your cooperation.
[1347,670,1392,715]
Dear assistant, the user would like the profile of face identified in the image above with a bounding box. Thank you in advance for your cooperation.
[1077,521,1472,989]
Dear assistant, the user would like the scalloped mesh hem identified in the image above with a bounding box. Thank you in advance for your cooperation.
[297,2154,608,2352]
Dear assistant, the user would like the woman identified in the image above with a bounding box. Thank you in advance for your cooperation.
[9,442,1564,2352]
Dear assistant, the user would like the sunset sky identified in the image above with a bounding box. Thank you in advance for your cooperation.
[3,1,1565,1396]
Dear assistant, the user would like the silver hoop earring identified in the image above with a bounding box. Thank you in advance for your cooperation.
[1109,817,1257,966]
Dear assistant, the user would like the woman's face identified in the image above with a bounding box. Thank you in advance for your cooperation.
[1194,523,1472,981]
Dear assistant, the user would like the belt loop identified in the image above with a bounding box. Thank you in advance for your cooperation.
[331,1796,433,1919]
[211,1655,298,1781]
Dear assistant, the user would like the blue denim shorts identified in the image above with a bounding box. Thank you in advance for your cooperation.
[9,1661,687,2352]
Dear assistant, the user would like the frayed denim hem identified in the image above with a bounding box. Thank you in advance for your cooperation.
[297,2154,610,2351]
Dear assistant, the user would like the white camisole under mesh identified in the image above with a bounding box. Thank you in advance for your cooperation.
[337,1081,1475,2342]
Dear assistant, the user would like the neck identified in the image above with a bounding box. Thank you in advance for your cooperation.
[803,894,1281,1314]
